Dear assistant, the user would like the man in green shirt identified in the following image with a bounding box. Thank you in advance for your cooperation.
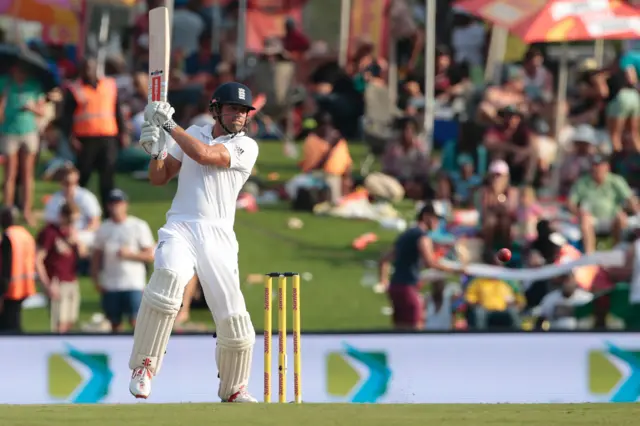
[0,64,46,226]
[568,154,639,253]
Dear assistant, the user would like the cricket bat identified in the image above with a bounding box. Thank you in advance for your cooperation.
[148,6,170,104]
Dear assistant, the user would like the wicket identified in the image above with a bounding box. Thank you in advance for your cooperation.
[264,272,301,403]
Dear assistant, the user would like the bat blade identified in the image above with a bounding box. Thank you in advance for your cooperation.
[148,6,170,103]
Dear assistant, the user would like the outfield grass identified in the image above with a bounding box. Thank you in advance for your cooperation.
[0,403,637,426]
[23,141,404,332]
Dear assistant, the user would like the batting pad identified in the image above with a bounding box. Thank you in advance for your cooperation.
[129,268,183,374]
[215,313,256,399]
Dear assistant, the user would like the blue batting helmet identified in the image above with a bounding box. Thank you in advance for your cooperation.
[209,82,255,112]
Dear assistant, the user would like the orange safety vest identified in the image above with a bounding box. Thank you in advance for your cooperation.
[3,226,36,301]
[69,77,119,137]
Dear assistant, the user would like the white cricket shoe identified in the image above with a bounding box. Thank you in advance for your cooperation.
[129,367,153,399]
[222,387,258,403]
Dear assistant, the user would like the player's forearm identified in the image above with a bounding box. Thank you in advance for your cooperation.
[166,126,228,166]
[167,127,208,163]
[148,159,170,186]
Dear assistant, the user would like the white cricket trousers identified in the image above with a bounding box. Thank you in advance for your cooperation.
[155,220,247,321]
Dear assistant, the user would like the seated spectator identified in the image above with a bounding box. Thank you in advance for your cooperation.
[465,253,523,330]
[483,105,538,186]
[538,272,593,330]
[400,74,425,115]
[129,72,149,116]
[568,154,639,252]
[568,58,608,133]
[477,160,517,251]
[91,189,155,332]
[476,65,528,126]
[348,39,388,88]
[559,124,598,196]
[423,278,456,331]
[36,202,87,333]
[299,112,353,203]
[364,116,429,202]
[516,186,544,243]
[434,45,469,106]
[429,172,454,219]
[189,94,217,128]
[449,153,482,207]
[43,165,101,248]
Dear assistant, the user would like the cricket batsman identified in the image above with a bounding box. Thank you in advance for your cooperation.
[129,82,259,402]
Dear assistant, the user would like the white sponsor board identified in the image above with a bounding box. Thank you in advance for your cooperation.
[1,333,640,404]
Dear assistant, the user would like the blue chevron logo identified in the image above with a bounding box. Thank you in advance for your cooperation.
[588,342,640,402]
[326,343,391,403]
[48,344,113,403]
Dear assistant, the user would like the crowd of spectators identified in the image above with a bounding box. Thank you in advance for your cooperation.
[1,0,640,333]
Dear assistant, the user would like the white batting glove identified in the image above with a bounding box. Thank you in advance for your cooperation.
[144,101,175,128]
[139,121,167,160]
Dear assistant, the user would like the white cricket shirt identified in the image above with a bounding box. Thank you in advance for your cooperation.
[166,124,259,225]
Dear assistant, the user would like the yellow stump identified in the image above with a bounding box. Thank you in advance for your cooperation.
[292,273,302,403]
[278,275,287,403]
[263,276,272,403]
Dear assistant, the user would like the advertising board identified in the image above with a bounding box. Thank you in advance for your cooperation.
[1,333,639,404]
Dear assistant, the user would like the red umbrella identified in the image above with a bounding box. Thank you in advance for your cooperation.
[454,0,640,42]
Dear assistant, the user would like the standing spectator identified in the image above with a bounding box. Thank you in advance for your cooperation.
[43,165,101,249]
[36,202,86,333]
[607,50,640,152]
[389,0,422,76]
[282,17,310,59]
[131,0,165,71]
[521,47,553,102]
[0,207,36,333]
[0,63,47,226]
[378,202,462,330]
[91,189,155,332]
[451,11,486,81]
[172,0,206,59]
[57,58,128,212]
